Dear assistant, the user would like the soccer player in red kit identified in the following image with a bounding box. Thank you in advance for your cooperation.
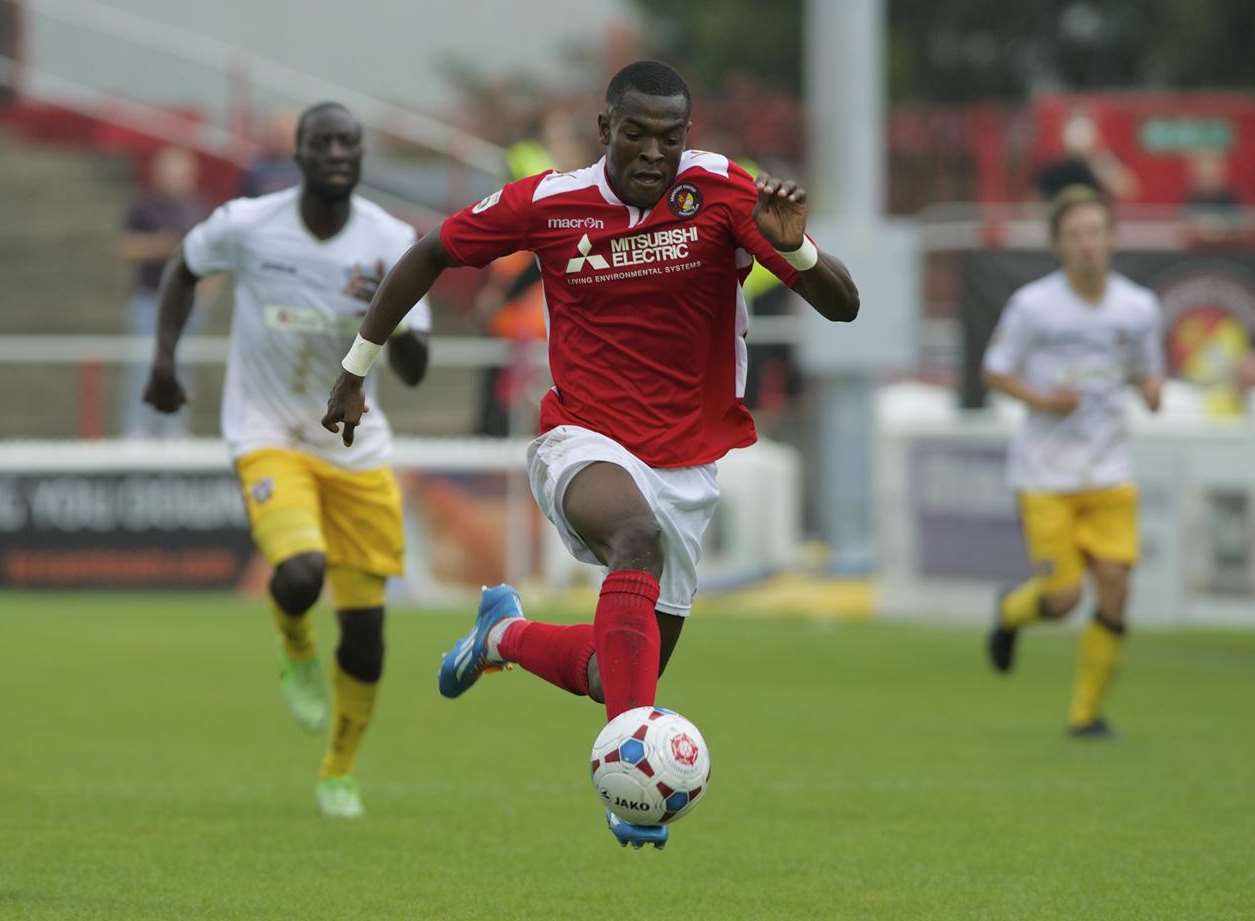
[323,61,858,848]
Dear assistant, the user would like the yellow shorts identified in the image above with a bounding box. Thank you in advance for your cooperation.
[1018,483,1139,591]
[235,448,404,577]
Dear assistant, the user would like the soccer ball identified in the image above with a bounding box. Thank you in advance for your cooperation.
[590,706,711,826]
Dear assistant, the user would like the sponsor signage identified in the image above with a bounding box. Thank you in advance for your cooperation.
[0,472,252,588]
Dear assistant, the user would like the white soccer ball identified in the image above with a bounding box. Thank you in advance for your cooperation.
[590,706,711,826]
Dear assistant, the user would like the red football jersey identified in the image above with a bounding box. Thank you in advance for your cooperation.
[440,150,800,467]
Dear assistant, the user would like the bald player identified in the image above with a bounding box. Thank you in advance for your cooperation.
[144,102,431,816]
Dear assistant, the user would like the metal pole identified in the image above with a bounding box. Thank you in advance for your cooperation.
[806,0,884,221]
[504,342,534,587]
[805,0,884,572]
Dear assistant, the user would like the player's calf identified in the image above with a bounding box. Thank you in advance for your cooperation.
[988,580,1078,674]
[593,570,662,719]
[587,610,685,703]
[271,553,330,731]
[336,608,384,683]
[319,606,386,810]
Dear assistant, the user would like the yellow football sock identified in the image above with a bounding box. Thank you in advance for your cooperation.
[999,579,1044,628]
[270,598,315,661]
[1069,617,1124,726]
[320,665,379,778]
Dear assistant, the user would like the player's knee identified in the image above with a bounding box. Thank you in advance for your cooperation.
[270,552,326,615]
[1042,583,1082,619]
[606,515,665,576]
[337,608,384,683]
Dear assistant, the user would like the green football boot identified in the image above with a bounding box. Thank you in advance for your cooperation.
[317,775,365,818]
[279,655,329,732]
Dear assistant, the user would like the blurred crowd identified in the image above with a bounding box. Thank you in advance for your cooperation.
[115,84,1255,440]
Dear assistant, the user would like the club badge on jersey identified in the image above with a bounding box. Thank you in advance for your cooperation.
[667,183,703,219]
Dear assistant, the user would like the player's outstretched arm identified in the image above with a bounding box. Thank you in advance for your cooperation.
[323,225,459,446]
[143,247,201,414]
[984,370,1079,416]
[343,259,430,388]
[752,174,859,323]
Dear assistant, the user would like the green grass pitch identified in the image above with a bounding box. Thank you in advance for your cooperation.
[2,594,1252,920]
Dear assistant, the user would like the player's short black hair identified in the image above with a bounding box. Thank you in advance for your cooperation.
[1049,184,1114,239]
[605,61,691,115]
[295,101,354,146]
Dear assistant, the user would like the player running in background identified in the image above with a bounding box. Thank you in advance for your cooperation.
[144,102,431,817]
[323,61,858,847]
[983,185,1165,738]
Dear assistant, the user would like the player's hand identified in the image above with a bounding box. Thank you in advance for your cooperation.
[321,370,369,446]
[143,364,187,414]
[752,173,808,251]
[1034,387,1081,416]
[344,259,386,305]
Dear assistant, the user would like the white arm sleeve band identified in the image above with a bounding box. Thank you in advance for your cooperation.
[342,334,384,377]
[777,235,819,272]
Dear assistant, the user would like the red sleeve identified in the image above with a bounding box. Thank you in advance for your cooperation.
[723,162,800,288]
[439,173,547,268]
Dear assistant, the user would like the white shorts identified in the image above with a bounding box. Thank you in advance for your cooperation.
[527,425,720,616]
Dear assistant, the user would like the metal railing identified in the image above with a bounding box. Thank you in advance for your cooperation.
[18,0,507,174]
[0,51,249,162]
[0,317,805,367]
[0,317,805,441]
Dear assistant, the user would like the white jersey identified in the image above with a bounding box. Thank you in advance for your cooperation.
[983,270,1164,493]
[183,188,431,469]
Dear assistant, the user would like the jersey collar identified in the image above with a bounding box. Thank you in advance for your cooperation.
[595,157,653,229]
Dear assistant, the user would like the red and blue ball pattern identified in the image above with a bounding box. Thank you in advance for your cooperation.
[590,706,711,826]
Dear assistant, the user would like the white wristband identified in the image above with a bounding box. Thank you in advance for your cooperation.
[777,235,819,272]
[342,334,383,377]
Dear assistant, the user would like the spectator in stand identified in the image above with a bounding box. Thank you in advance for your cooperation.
[1036,110,1138,202]
[1182,150,1245,246]
[1185,151,1240,209]
[119,146,207,437]
[241,111,301,198]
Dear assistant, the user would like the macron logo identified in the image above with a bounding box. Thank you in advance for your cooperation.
[565,234,609,273]
[548,217,606,230]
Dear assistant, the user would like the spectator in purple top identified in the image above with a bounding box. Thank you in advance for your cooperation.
[240,111,302,198]
[120,146,207,437]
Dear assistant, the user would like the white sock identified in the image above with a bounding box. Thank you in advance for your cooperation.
[484,619,520,664]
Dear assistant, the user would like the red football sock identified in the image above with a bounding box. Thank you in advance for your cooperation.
[497,620,595,697]
[593,569,662,720]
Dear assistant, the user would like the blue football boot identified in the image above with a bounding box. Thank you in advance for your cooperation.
[438,584,523,699]
[606,809,668,850]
